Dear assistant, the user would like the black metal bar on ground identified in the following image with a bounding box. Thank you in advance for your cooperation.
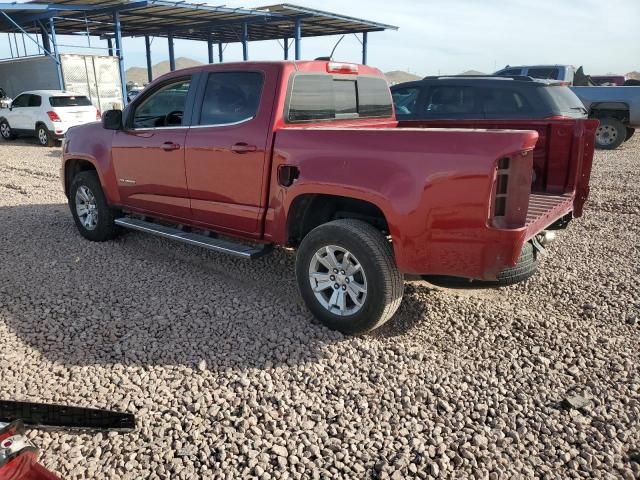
[218,42,223,62]
[107,36,113,56]
[283,36,288,60]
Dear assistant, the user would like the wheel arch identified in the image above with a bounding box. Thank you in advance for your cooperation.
[589,103,630,123]
[286,193,391,248]
[63,158,99,198]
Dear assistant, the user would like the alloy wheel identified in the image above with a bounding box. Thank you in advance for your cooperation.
[75,185,99,230]
[308,245,368,316]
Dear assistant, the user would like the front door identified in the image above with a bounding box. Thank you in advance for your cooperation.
[184,68,274,235]
[8,94,31,130]
[111,77,193,220]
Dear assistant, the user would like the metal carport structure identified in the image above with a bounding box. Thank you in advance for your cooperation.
[0,0,397,103]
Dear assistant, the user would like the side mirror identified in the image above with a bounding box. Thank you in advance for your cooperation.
[102,109,122,130]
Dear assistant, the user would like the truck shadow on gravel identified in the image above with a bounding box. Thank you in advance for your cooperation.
[0,203,434,370]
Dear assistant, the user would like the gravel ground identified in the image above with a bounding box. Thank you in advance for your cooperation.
[0,135,638,479]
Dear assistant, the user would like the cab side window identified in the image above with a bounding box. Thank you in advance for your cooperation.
[11,94,29,108]
[132,78,191,129]
[392,87,420,118]
[198,72,263,126]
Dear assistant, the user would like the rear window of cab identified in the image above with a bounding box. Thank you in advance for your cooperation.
[286,74,393,123]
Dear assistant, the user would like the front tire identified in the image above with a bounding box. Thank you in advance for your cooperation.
[295,219,404,334]
[37,124,55,147]
[0,120,16,140]
[69,171,120,242]
[595,117,626,150]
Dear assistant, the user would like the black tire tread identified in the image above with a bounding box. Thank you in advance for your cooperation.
[595,117,626,150]
[296,219,404,334]
[69,171,120,242]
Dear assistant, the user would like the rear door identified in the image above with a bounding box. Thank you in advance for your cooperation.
[111,76,195,220]
[184,67,276,235]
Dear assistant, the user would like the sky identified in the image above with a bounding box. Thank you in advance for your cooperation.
[1,0,639,75]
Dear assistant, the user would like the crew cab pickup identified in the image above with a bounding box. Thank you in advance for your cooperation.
[61,61,596,334]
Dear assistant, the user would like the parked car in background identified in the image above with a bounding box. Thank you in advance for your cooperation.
[571,86,640,149]
[494,65,575,84]
[391,75,597,197]
[0,87,10,108]
[0,90,100,146]
[590,75,626,86]
[62,61,597,334]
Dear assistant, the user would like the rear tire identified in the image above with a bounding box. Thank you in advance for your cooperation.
[424,242,537,288]
[595,117,626,150]
[69,171,120,242]
[295,219,404,335]
[0,120,16,140]
[625,127,635,142]
[36,124,55,147]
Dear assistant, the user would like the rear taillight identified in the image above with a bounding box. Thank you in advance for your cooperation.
[47,111,61,122]
[494,157,510,217]
[96,110,101,120]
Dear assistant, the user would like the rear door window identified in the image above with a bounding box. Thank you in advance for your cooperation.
[482,89,533,117]
[526,68,559,80]
[198,72,263,125]
[28,95,42,107]
[423,86,482,118]
[497,68,523,76]
[392,87,420,118]
[287,74,392,122]
[49,96,92,107]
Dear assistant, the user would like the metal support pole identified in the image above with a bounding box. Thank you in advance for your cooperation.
[242,23,248,61]
[362,32,368,65]
[283,37,288,60]
[294,18,301,60]
[39,25,50,53]
[21,33,27,56]
[112,12,127,106]
[168,31,175,71]
[144,35,152,82]
[218,43,223,63]
[207,32,214,63]
[8,33,13,58]
[48,18,64,90]
[107,37,113,56]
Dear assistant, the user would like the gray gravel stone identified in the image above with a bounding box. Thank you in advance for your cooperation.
[0,136,639,480]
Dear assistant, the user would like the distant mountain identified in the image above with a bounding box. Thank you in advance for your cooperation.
[627,71,640,80]
[385,70,421,85]
[459,69,486,76]
[126,57,203,85]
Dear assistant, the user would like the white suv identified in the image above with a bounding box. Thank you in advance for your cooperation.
[0,90,100,147]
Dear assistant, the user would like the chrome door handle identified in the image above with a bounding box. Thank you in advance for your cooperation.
[231,143,257,154]
[161,142,180,151]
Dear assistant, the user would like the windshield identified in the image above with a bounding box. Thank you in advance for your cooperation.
[49,96,92,107]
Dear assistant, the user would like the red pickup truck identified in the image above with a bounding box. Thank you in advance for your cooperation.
[61,61,597,334]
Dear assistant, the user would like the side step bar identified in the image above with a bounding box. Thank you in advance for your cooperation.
[115,217,272,259]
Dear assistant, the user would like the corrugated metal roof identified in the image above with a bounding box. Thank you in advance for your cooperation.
[0,0,397,43]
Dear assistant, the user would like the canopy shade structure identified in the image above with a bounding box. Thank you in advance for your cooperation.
[0,0,397,42]
[0,0,397,103]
